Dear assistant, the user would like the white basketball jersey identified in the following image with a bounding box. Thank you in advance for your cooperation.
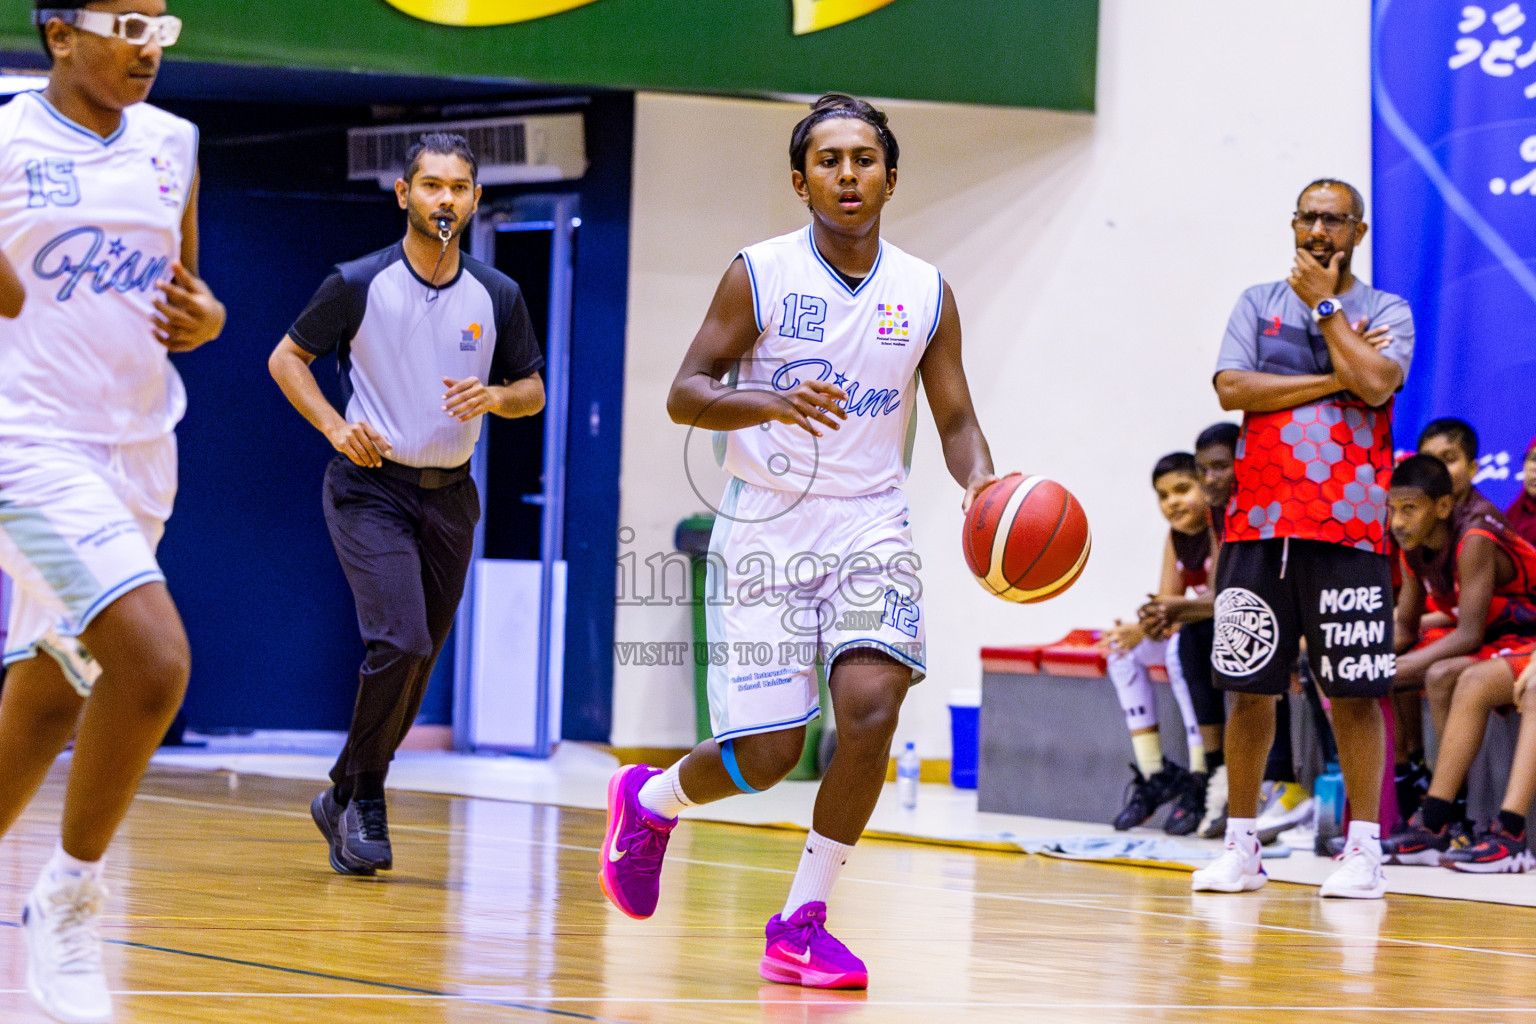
[0,93,196,443]
[723,226,942,497]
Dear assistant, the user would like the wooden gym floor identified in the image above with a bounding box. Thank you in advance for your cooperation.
[2,765,1536,1023]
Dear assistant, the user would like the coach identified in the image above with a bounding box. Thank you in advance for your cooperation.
[1193,179,1413,900]
[268,133,545,875]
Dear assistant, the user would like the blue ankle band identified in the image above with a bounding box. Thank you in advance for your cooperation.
[720,739,763,794]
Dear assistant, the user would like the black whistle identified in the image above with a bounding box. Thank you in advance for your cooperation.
[436,217,451,232]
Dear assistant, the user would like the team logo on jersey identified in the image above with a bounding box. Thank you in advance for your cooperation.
[460,323,482,350]
[1212,587,1279,676]
[876,302,910,346]
[150,153,182,208]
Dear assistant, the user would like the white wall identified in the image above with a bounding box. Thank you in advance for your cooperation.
[613,0,1372,753]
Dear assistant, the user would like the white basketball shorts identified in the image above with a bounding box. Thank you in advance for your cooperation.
[0,435,176,695]
[704,479,926,742]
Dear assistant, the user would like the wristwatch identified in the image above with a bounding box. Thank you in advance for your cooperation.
[1311,297,1343,322]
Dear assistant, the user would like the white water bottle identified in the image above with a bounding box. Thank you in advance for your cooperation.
[896,742,920,809]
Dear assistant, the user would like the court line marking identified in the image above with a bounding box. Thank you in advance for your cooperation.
[3,990,1536,1012]
[853,879,1536,964]
[0,920,622,1023]
[118,790,1536,976]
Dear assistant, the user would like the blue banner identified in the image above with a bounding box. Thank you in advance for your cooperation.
[1373,0,1536,508]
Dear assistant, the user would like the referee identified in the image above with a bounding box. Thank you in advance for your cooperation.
[269,133,545,875]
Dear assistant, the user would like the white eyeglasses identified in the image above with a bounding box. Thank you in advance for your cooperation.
[33,9,183,47]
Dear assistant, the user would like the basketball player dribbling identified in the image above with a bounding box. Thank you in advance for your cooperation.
[598,93,997,989]
[0,3,224,1020]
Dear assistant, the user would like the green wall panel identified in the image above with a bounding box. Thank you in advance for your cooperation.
[2,0,1097,111]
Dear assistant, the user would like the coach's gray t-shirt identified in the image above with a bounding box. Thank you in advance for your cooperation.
[1214,278,1414,387]
[1213,276,1416,552]
[289,242,544,468]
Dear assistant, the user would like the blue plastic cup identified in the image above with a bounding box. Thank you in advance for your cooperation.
[949,689,981,789]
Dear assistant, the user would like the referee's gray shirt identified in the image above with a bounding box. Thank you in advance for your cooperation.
[289,242,544,468]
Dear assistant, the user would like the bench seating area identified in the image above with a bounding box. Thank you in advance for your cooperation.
[977,631,1526,831]
[977,630,1192,824]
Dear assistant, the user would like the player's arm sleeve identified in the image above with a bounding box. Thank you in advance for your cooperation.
[1212,290,1261,377]
[490,285,546,383]
[1372,293,1415,380]
[287,270,363,358]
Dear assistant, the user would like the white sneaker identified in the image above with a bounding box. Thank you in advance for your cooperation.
[1256,791,1315,844]
[36,630,102,697]
[1197,765,1228,839]
[1278,822,1318,851]
[1191,840,1266,892]
[23,871,113,1023]
[1320,842,1387,899]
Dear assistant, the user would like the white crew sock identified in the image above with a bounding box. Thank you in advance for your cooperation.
[1225,817,1260,857]
[47,841,104,882]
[782,829,853,918]
[638,761,694,819]
[1347,818,1382,857]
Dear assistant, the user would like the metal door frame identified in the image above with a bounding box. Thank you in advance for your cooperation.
[453,194,579,756]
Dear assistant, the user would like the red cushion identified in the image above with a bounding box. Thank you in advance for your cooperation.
[1040,629,1107,677]
[982,632,1174,683]
[979,645,1043,673]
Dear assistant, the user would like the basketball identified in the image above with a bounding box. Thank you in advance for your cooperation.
[962,473,1091,603]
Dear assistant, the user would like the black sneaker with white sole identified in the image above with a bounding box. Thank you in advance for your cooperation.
[341,797,393,872]
[311,788,375,876]
[1380,810,1454,866]
[1442,822,1536,873]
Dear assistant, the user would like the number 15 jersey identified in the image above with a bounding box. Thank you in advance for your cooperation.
[722,225,943,498]
[0,92,197,444]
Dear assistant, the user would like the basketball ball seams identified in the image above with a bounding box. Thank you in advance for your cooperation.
[973,473,1024,588]
[963,472,1021,576]
[984,476,1038,595]
[1012,527,1091,602]
[963,473,1090,604]
[1003,480,1068,589]
[1018,493,1089,590]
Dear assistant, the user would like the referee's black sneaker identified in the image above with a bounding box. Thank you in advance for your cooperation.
[311,788,376,876]
[340,797,393,872]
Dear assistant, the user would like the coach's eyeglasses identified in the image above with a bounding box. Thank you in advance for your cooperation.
[1291,211,1357,232]
[32,10,183,48]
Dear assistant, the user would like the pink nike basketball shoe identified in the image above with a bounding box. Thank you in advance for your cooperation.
[598,764,677,919]
[760,901,869,989]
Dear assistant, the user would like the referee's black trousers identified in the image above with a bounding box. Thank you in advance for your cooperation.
[321,457,479,792]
